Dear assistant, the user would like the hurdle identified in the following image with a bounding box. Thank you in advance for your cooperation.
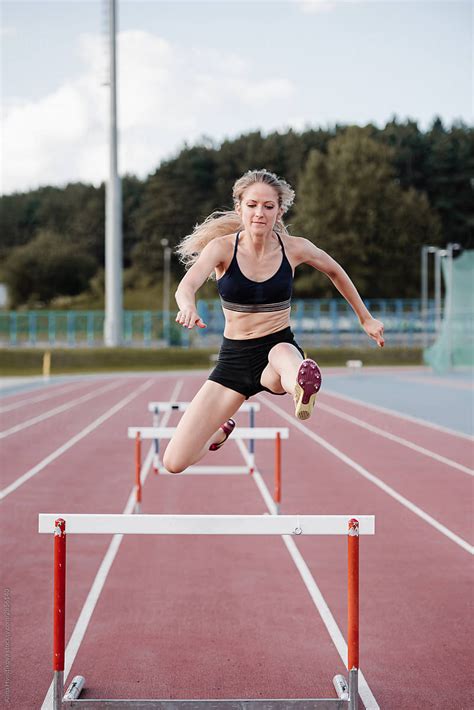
[148,402,261,474]
[39,513,374,709]
[129,426,289,514]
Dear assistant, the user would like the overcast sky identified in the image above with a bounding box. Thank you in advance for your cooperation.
[1,0,472,195]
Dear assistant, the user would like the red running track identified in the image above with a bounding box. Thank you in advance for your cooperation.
[0,371,472,709]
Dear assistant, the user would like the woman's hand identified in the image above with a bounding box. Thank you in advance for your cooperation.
[362,317,385,347]
[175,308,207,329]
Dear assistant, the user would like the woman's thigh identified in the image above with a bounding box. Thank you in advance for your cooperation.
[163,380,245,471]
[260,341,304,393]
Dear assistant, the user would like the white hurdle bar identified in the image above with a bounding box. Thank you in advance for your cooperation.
[148,402,261,475]
[128,426,289,514]
[39,514,374,710]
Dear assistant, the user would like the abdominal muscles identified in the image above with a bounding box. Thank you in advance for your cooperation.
[223,307,291,339]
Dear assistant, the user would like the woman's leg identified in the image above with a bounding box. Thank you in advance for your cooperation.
[163,380,246,473]
[260,342,304,395]
[260,342,321,420]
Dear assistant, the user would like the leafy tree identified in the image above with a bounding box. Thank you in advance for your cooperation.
[292,127,442,297]
[3,229,98,307]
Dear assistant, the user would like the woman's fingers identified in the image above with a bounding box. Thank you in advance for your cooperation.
[175,311,206,329]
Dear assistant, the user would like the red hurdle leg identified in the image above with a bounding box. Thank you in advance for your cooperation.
[348,517,359,709]
[53,518,66,709]
[274,432,281,515]
[135,432,142,513]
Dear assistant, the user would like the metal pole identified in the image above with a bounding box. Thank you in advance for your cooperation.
[446,243,454,370]
[434,249,446,334]
[348,518,359,710]
[104,0,123,346]
[161,239,171,346]
[421,246,428,348]
[53,518,66,710]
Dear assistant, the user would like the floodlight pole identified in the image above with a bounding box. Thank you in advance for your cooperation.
[161,239,171,346]
[104,0,123,346]
[421,246,437,348]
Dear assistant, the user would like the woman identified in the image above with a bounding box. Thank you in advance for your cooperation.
[163,169,384,473]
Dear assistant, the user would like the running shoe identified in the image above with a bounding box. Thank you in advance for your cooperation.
[294,359,322,420]
[209,418,236,451]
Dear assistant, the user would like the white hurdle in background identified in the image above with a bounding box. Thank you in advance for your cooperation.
[128,426,289,514]
[148,402,261,475]
[39,513,374,709]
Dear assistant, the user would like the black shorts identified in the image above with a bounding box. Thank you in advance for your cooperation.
[208,326,305,399]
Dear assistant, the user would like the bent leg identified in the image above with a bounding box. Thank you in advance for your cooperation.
[163,380,246,473]
[260,342,304,395]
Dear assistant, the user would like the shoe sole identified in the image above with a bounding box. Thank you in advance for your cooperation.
[294,360,322,420]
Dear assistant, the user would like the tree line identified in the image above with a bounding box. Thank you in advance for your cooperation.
[1,117,472,307]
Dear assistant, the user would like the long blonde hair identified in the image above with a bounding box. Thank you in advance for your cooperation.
[176,169,295,270]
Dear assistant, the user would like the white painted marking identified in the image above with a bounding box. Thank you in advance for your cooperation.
[160,465,250,475]
[0,379,90,413]
[236,438,380,709]
[318,401,474,476]
[128,426,289,440]
[39,513,374,536]
[0,379,154,500]
[0,379,124,438]
[323,388,474,441]
[148,401,260,413]
[40,380,183,710]
[259,396,474,555]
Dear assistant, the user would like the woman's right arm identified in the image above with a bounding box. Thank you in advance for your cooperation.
[174,240,224,329]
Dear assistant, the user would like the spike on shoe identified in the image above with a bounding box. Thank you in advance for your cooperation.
[209,418,236,451]
[294,359,322,420]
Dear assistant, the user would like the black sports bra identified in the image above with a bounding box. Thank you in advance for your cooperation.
[217,232,293,313]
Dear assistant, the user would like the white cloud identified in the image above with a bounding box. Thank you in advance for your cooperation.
[1,30,294,194]
[297,0,363,13]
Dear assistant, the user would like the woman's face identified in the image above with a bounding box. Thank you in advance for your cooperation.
[237,183,282,237]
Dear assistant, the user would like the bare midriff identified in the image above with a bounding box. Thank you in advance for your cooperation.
[222,307,291,340]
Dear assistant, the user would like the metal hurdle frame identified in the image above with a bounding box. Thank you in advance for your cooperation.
[39,513,374,709]
[129,426,288,515]
[148,402,261,475]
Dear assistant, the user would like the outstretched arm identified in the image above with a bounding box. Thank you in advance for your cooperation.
[174,240,224,329]
[299,239,385,347]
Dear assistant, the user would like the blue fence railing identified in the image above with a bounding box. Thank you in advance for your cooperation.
[0,299,439,348]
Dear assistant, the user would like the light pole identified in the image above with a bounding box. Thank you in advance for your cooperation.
[421,245,438,348]
[104,0,123,346]
[161,239,171,346]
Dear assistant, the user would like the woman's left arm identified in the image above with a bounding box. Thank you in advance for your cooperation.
[298,239,385,348]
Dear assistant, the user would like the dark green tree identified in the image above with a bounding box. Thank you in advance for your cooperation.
[3,229,98,307]
[292,127,442,297]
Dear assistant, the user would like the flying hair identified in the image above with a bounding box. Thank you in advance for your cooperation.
[175,169,295,270]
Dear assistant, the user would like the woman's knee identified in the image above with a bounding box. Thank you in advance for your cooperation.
[269,341,300,365]
[162,448,187,474]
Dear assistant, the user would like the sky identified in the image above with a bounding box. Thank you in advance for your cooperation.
[1,0,472,195]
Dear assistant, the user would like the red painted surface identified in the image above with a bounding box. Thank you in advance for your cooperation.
[274,432,281,505]
[347,519,359,671]
[53,518,66,672]
[0,369,472,709]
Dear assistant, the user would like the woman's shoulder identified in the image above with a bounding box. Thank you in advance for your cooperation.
[281,233,314,253]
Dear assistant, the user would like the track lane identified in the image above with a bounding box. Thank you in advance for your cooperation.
[321,391,473,469]
[254,393,473,709]
[0,376,176,709]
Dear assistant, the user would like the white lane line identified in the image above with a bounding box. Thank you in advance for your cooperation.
[235,438,379,709]
[0,379,93,413]
[394,374,474,391]
[0,379,125,439]
[318,402,474,476]
[40,379,183,710]
[259,396,474,555]
[0,379,154,500]
[323,389,474,442]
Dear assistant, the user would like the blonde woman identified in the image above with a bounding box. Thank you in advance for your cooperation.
[163,169,384,473]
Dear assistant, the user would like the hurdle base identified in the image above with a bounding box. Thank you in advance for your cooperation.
[59,675,357,709]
